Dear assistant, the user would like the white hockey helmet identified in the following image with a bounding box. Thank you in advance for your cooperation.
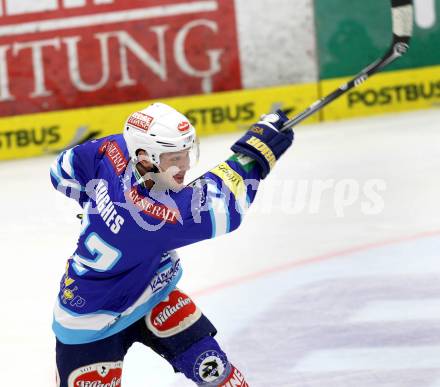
[123,102,199,166]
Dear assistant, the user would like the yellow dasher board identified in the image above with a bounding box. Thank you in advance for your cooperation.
[0,82,319,161]
[321,65,440,121]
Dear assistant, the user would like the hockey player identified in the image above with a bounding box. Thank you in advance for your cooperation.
[51,102,293,386]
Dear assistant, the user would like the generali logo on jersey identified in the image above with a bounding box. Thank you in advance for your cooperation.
[128,186,180,224]
[99,140,127,175]
[0,0,241,117]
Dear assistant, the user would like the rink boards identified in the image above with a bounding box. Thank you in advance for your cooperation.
[322,64,440,121]
[0,64,439,161]
[0,82,319,160]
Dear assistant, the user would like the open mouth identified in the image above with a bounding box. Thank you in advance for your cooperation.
[174,174,185,184]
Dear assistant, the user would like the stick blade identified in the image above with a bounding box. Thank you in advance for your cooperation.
[391,0,414,38]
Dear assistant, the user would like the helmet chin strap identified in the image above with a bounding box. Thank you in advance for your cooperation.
[150,164,160,174]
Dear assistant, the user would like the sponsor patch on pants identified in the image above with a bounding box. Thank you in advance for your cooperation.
[146,288,202,338]
[67,361,123,387]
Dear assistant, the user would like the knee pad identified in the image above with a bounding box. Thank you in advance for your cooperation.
[143,289,248,385]
[170,335,231,385]
[142,289,218,361]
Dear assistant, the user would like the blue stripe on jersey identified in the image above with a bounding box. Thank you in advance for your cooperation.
[57,300,120,317]
[65,148,76,179]
[207,181,230,238]
[209,208,216,239]
[50,151,84,192]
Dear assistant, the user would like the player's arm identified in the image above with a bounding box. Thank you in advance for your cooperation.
[49,138,107,206]
[161,111,294,248]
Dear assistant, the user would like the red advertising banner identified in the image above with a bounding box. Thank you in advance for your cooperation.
[0,0,241,117]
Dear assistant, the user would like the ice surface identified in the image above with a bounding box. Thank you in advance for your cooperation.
[1,109,439,386]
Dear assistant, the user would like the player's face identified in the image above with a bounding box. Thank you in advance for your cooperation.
[159,150,191,185]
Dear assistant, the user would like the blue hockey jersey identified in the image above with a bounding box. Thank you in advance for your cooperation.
[50,134,261,344]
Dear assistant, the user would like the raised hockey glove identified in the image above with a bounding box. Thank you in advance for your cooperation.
[231,110,294,179]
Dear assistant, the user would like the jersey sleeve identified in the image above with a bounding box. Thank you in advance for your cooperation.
[151,153,262,250]
[50,138,107,206]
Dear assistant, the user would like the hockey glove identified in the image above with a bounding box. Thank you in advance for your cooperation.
[231,110,294,179]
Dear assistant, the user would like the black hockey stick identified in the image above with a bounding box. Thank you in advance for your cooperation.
[281,0,414,132]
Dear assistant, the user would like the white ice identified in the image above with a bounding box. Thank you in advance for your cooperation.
[0,108,439,386]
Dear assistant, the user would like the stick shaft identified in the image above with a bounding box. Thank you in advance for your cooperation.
[281,0,413,132]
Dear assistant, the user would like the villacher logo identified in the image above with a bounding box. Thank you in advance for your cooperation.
[0,0,241,117]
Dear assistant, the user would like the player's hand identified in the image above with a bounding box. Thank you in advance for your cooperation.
[231,110,294,179]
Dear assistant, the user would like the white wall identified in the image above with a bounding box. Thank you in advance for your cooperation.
[234,0,318,88]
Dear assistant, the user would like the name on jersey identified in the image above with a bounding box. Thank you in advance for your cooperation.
[128,187,179,224]
[96,180,125,234]
[99,141,128,176]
